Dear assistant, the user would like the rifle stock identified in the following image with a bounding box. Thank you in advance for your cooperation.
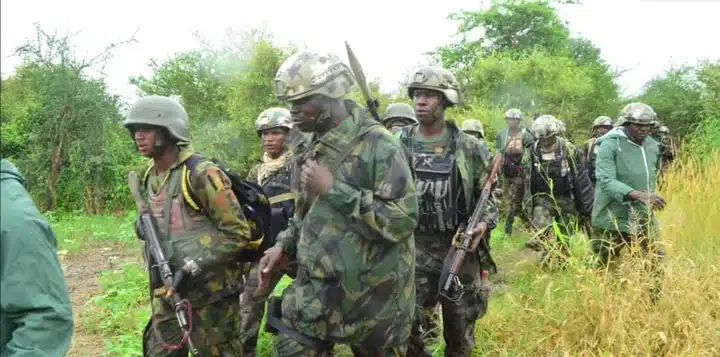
[438,153,502,302]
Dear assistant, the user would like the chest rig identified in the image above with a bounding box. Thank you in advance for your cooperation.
[531,139,573,196]
[403,126,462,233]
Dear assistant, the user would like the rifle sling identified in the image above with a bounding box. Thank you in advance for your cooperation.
[266,315,332,351]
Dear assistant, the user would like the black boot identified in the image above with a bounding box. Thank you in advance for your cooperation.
[504,213,515,235]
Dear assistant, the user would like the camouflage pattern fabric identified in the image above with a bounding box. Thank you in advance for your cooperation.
[274,334,405,357]
[406,66,461,105]
[399,122,499,357]
[255,107,293,134]
[143,295,244,357]
[275,101,418,352]
[501,175,526,219]
[274,51,355,101]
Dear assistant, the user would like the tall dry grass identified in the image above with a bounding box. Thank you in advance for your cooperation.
[470,150,720,357]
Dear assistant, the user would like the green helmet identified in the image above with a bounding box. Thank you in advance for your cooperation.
[658,125,670,134]
[531,115,561,139]
[504,108,522,120]
[255,107,292,136]
[274,51,355,102]
[407,66,461,106]
[123,95,189,142]
[382,103,417,126]
[461,119,485,138]
[593,116,613,128]
[617,102,657,126]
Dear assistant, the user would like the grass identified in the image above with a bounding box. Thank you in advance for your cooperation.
[55,150,720,357]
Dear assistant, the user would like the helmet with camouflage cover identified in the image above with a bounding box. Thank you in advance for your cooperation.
[461,119,485,138]
[382,103,417,126]
[407,66,461,106]
[123,95,189,142]
[274,51,355,102]
[556,118,567,135]
[255,107,292,136]
[617,102,657,126]
[504,108,522,120]
[531,115,561,139]
[658,125,670,134]
[593,116,613,128]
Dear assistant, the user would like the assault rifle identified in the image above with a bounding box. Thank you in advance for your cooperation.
[438,152,502,302]
[128,171,198,356]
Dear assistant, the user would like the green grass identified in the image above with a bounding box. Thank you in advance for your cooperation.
[48,210,137,253]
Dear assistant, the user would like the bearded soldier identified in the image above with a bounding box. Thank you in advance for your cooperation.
[521,115,594,264]
[581,116,614,184]
[397,66,498,357]
[123,95,250,356]
[256,50,418,357]
[495,108,534,235]
[382,102,418,136]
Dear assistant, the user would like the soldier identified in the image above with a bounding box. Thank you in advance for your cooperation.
[461,119,485,140]
[495,108,535,235]
[382,102,417,136]
[256,50,419,357]
[591,103,665,268]
[397,66,498,357]
[521,115,594,263]
[123,95,250,357]
[581,116,614,184]
[655,126,678,177]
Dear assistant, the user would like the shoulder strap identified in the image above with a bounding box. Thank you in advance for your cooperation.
[181,154,204,211]
[327,122,382,173]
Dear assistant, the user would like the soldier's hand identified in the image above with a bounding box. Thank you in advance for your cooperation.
[629,191,666,210]
[649,194,666,211]
[301,160,333,195]
[258,246,286,291]
[468,222,488,251]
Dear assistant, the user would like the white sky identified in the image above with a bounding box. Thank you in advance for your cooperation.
[2,0,719,104]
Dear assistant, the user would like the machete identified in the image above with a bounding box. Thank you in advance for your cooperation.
[345,41,381,122]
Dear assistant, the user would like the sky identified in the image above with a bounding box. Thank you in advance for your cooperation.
[2,0,719,105]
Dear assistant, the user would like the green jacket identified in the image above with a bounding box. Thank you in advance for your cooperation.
[591,128,661,233]
[1,159,73,357]
[277,102,418,347]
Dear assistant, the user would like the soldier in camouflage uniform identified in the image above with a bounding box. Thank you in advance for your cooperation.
[240,107,308,357]
[520,115,594,263]
[123,96,250,357]
[397,66,499,357]
[495,108,535,235]
[653,125,678,177]
[580,116,614,184]
[382,102,417,136]
[461,119,485,140]
[256,50,419,357]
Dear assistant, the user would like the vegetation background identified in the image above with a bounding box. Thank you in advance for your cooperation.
[1,0,718,356]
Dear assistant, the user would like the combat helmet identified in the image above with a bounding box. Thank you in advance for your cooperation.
[658,125,670,134]
[407,66,461,106]
[255,107,292,136]
[382,103,417,126]
[274,51,355,102]
[593,116,613,128]
[461,119,485,138]
[504,108,522,120]
[616,102,657,126]
[531,115,561,139]
[123,95,189,143]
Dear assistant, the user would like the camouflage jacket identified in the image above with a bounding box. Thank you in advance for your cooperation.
[247,150,295,241]
[276,102,418,347]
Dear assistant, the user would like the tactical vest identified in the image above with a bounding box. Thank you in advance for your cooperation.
[143,166,243,304]
[257,160,295,244]
[530,139,573,196]
[502,130,526,178]
[403,126,461,233]
[585,138,599,182]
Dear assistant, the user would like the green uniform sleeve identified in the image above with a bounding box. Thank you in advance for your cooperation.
[494,130,504,153]
[471,139,500,230]
[595,140,634,202]
[246,164,260,182]
[186,165,252,275]
[319,139,418,243]
[0,187,73,356]
[276,215,299,257]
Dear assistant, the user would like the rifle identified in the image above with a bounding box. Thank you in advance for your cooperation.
[345,41,381,122]
[128,171,199,356]
[438,153,503,302]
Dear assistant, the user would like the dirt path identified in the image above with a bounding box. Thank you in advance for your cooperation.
[60,241,138,357]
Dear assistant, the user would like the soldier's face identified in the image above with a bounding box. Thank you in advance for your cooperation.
[413,90,443,125]
[506,118,520,129]
[261,128,287,156]
[290,96,322,132]
[595,126,611,137]
[131,124,159,157]
[625,123,653,143]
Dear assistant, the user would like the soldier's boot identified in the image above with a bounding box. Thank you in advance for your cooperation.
[504,213,515,235]
[243,336,258,357]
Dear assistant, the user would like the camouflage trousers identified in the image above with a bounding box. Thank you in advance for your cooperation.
[143,294,244,357]
[274,335,405,357]
[501,174,525,216]
[526,194,578,253]
[408,265,490,357]
[239,260,300,357]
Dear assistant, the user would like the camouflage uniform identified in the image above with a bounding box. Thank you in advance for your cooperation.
[239,108,302,357]
[123,96,250,357]
[382,103,417,136]
[654,126,678,177]
[521,115,594,260]
[272,51,419,357]
[399,66,499,357]
[495,108,535,234]
[580,116,614,184]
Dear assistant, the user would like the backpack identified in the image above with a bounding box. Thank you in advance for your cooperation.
[182,154,272,262]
